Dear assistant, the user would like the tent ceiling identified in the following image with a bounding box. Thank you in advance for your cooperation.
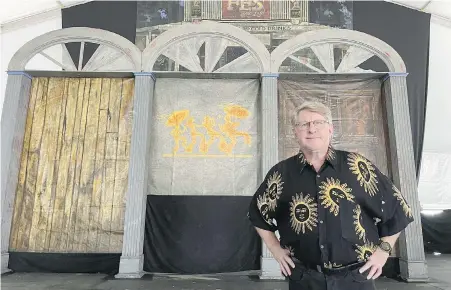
[1,0,450,26]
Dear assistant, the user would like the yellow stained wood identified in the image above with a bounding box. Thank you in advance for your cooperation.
[116,79,134,160]
[87,79,108,252]
[73,78,102,252]
[27,78,52,252]
[16,78,49,250]
[107,79,122,133]
[60,78,85,252]
[100,78,111,110]
[44,78,69,251]
[10,77,134,254]
[68,78,91,252]
[109,79,134,251]
[49,78,78,251]
[9,78,39,250]
[33,77,65,252]
[109,205,125,252]
[92,110,108,252]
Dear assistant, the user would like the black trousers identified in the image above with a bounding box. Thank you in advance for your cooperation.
[288,264,376,290]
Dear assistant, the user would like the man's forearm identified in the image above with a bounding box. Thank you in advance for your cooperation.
[255,227,280,252]
[381,232,401,248]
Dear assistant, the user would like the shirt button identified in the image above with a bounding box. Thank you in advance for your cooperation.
[317,175,320,178]
[320,245,324,249]
[382,200,385,204]
[320,220,324,224]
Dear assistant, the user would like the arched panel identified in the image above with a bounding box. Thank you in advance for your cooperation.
[8,27,142,72]
[142,21,270,73]
[270,28,406,73]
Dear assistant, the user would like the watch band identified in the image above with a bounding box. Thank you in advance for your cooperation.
[378,240,392,254]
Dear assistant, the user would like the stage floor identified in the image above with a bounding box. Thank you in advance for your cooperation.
[2,254,450,290]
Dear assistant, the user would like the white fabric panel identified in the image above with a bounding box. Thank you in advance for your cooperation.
[418,153,451,210]
[418,18,451,210]
[149,78,260,196]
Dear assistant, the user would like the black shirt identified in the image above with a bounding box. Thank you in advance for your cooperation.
[248,147,414,268]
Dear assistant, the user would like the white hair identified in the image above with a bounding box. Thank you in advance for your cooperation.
[291,101,333,126]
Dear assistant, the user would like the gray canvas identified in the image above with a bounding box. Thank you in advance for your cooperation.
[149,78,260,196]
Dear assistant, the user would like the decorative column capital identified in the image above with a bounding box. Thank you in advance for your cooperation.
[7,71,33,80]
[382,72,409,82]
[134,72,156,81]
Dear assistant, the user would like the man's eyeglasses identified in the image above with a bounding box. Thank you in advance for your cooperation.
[295,120,329,131]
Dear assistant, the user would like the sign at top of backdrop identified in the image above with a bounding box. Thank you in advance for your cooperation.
[149,79,260,196]
[222,0,270,20]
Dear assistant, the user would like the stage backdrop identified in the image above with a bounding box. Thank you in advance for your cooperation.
[144,78,261,273]
[8,77,134,274]
[61,0,429,175]
[278,76,389,176]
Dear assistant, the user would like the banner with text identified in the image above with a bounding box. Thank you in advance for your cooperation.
[222,0,270,20]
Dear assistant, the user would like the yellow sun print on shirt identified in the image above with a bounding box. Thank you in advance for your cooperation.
[347,153,379,196]
[353,204,366,241]
[393,185,413,218]
[324,261,343,269]
[265,171,284,211]
[355,241,377,262]
[319,178,354,216]
[289,193,318,234]
[257,195,273,226]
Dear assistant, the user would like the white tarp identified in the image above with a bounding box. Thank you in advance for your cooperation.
[418,18,451,210]
[418,152,451,210]
[149,78,260,196]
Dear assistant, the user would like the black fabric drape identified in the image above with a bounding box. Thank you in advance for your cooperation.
[353,1,431,176]
[422,210,451,254]
[8,252,120,274]
[143,195,261,274]
[62,1,138,68]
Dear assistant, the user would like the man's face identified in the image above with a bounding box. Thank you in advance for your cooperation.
[294,110,333,152]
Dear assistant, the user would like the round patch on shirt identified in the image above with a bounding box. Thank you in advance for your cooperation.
[347,153,379,196]
[392,185,413,218]
[353,204,366,241]
[265,171,284,211]
[319,177,355,216]
[289,193,318,234]
[257,195,273,226]
[355,241,377,262]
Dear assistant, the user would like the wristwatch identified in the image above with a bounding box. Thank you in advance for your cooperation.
[378,240,392,254]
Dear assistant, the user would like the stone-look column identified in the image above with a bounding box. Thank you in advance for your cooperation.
[116,73,155,279]
[383,73,428,282]
[1,72,33,274]
[260,73,283,279]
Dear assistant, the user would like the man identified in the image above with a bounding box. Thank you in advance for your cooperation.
[248,101,414,290]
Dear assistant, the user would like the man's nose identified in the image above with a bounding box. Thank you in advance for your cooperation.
[307,122,316,132]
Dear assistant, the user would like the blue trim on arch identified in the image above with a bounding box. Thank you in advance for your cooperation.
[261,73,279,78]
[7,71,33,80]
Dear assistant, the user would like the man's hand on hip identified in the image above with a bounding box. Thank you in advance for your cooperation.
[269,245,295,276]
[359,248,389,280]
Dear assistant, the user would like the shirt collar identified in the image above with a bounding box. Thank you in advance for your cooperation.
[297,146,338,171]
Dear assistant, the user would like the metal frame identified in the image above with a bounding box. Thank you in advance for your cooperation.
[1,21,427,282]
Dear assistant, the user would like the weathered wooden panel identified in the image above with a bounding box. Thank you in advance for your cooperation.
[9,78,40,250]
[50,78,80,251]
[9,77,134,253]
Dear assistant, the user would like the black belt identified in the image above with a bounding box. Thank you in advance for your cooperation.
[300,261,365,275]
